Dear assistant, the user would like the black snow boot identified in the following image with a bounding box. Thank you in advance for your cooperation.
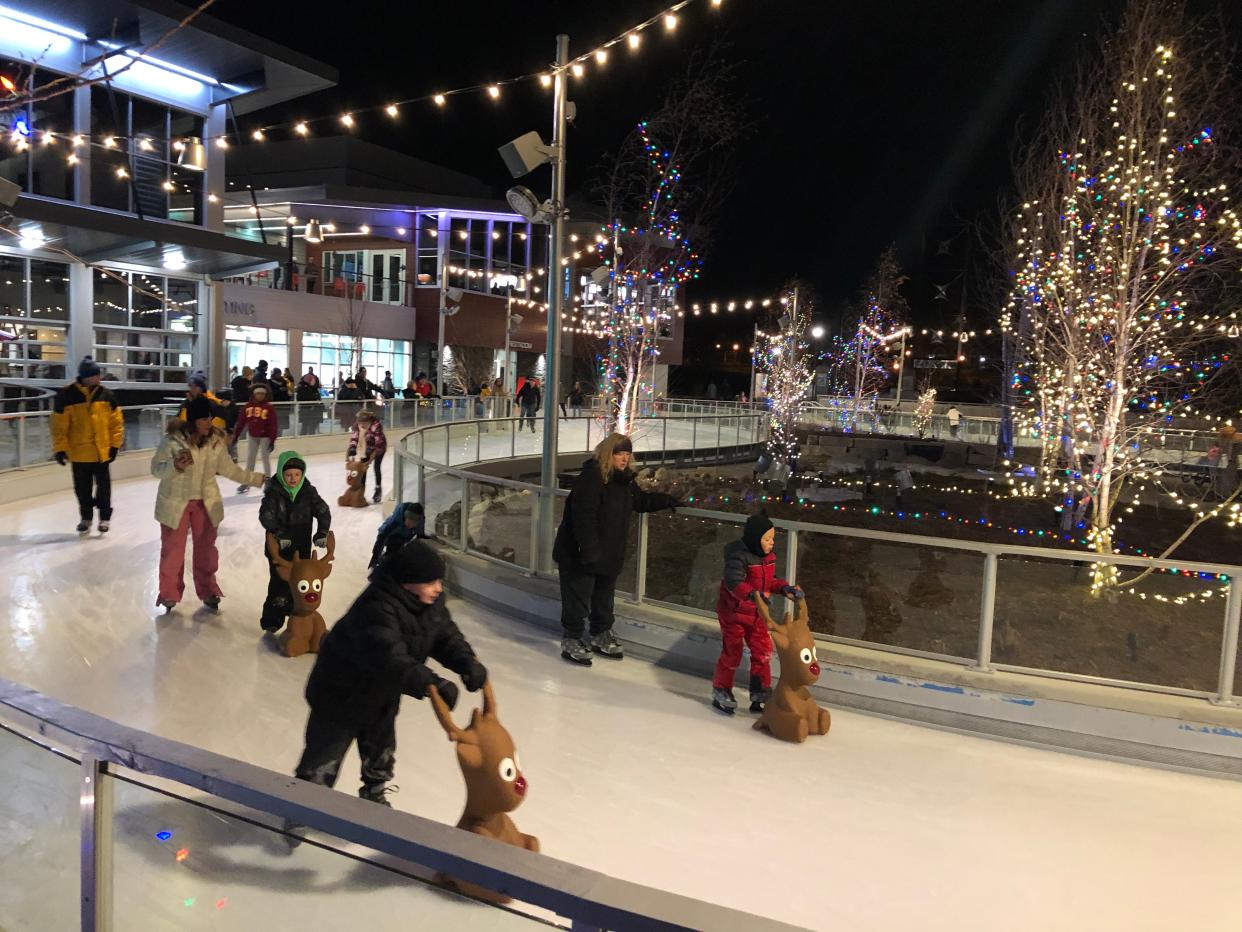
[359,783,398,807]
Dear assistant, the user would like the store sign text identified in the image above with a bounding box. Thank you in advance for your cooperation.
[224,300,257,318]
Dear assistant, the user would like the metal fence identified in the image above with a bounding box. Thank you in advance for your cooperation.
[396,415,1242,709]
[0,677,803,932]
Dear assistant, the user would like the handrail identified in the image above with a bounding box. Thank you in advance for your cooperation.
[0,676,802,932]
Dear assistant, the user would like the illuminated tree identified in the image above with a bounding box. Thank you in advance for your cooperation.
[1002,0,1242,588]
[756,286,815,463]
[848,247,911,425]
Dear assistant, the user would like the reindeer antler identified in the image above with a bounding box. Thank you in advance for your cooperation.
[794,593,810,629]
[481,678,497,718]
[426,685,467,743]
[752,592,778,631]
[322,530,336,563]
[266,533,291,568]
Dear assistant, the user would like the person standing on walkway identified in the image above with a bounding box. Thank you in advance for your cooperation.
[947,405,962,439]
[177,370,226,431]
[553,433,680,665]
[233,382,278,493]
[567,381,585,418]
[151,396,265,614]
[51,356,124,535]
[296,371,324,435]
[517,378,541,433]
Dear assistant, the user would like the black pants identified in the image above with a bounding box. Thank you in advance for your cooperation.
[262,534,311,629]
[294,704,398,797]
[559,564,618,638]
[71,461,112,522]
[520,404,538,432]
[371,451,384,491]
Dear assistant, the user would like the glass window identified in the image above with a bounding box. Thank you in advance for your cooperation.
[416,213,440,285]
[168,111,205,225]
[0,255,71,379]
[0,59,32,193]
[131,98,168,220]
[166,278,197,331]
[91,269,203,383]
[131,272,164,329]
[29,69,74,199]
[29,259,69,320]
[90,86,130,212]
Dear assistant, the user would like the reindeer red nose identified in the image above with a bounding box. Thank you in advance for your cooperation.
[809,661,821,678]
[304,592,319,604]
[514,775,527,797]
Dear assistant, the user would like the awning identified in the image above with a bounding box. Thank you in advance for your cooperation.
[10,196,286,276]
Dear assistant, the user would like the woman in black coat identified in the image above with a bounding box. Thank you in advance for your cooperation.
[294,541,487,805]
[553,432,679,665]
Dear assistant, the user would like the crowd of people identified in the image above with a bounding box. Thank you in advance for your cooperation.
[47,353,807,814]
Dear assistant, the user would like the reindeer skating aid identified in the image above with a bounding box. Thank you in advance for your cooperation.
[427,681,538,904]
[338,458,370,508]
[266,531,334,657]
[752,592,832,743]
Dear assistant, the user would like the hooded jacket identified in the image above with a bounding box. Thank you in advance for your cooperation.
[348,417,387,459]
[305,573,476,726]
[370,502,428,567]
[259,450,331,553]
[233,386,278,442]
[177,391,227,431]
[716,515,790,623]
[150,422,263,529]
[51,380,124,463]
[552,457,678,576]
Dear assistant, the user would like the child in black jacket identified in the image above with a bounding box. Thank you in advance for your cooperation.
[258,450,331,632]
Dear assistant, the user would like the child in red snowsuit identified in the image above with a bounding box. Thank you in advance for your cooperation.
[712,513,800,715]
[347,409,388,504]
[233,382,278,493]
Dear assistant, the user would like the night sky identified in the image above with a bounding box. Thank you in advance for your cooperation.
[210,0,1238,346]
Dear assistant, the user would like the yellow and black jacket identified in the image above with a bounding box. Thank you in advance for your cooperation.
[51,381,125,463]
[176,390,227,431]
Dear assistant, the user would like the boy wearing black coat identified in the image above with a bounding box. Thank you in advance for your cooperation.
[258,450,331,632]
[293,540,487,805]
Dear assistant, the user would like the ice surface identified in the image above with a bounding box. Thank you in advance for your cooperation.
[2,453,1241,931]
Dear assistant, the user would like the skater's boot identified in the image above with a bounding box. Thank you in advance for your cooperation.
[560,637,593,666]
[157,599,176,614]
[260,596,289,632]
[359,783,398,807]
[203,596,221,613]
[76,520,90,536]
[712,687,738,715]
[372,487,382,504]
[749,674,771,713]
[237,484,249,494]
[98,520,110,534]
[589,629,624,660]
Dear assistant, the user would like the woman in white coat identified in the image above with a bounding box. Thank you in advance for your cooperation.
[152,395,266,613]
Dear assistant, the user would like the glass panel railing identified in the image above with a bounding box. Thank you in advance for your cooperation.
[995,556,1224,692]
[426,469,464,542]
[796,532,982,659]
[0,725,80,928]
[482,418,515,462]
[513,420,542,459]
[421,426,450,466]
[465,479,535,567]
[105,773,552,929]
[449,422,480,467]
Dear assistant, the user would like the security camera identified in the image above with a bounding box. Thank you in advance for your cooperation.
[499,131,554,179]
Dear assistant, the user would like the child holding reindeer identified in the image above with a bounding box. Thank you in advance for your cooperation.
[258,451,331,633]
[712,513,803,715]
[347,409,388,504]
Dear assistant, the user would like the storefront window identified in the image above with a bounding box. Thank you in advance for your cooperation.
[92,269,201,384]
[416,213,441,285]
[0,61,75,201]
[302,332,409,391]
[225,325,288,377]
[0,254,70,380]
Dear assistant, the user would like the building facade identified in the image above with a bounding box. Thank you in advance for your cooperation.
[0,1,335,399]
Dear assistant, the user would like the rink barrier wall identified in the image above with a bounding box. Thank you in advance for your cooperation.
[394,415,1242,778]
[0,677,809,932]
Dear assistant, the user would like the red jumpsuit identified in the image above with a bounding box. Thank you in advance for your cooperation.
[713,540,789,690]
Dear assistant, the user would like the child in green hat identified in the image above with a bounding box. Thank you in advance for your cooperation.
[259,450,332,632]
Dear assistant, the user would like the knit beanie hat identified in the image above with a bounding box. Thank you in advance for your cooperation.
[187,369,208,390]
[185,395,213,422]
[742,512,774,556]
[78,355,101,379]
[383,539,445,584]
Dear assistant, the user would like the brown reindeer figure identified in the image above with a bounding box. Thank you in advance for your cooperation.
[427,681,538,904]
[265,531,334,658]
[752,592,832,743]
[338,458,370,508]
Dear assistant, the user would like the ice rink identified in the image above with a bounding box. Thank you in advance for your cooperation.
[3,452,1242,931]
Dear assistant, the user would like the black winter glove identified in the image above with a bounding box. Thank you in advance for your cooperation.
[54,452,67,466]
[278,538,292,551]
[107,447,118,463]
[782,585,805,600]
[461,658,488,692]
[431,675,459,711]
[313,534,328,549]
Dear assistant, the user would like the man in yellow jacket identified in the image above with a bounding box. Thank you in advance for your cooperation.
[51,356,125,535]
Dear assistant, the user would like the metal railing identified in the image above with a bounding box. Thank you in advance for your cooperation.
[396,414,1242,708]
[0,677,802,932]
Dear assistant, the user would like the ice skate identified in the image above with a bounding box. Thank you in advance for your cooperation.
[97,520,110,534]
[280,817,306,850]
[712,687,738,715]
[157,599,176,615]
[749,676,771,714]
[203,596,220,613]
[589,630,624,660]
[560,637,593,666]
[359,783,398,807]
[372,487,382,504]
[237,484,249,494]
[76,520,90,536]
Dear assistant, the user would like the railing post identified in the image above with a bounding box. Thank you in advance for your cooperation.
[393,452,404,505]
[971,552,999,672]
[460,476,470,552]
[691,418,697,463]
[445,427,451,467]
[476,419,482,462]
[290,401,300,438]
[18,413,27,466]
[633,512,649,604]
[716,416,722,461]
[511,420,516,460]
[1213,575,1242,706]
[785,527,798,586]
[662,418,668,464]
[80,755,113,932]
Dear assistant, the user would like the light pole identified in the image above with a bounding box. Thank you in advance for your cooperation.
[894,327,909,409]
[538,34,571,573]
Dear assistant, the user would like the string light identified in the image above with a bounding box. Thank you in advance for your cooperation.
[664,13,679,30]
[539,74,552,87]
[294,122,308,135]
[628,33,641,50]
[433,93,446,106]
[251,129,264,141]
[386,104,399,117]
[487,85,501,99]
[340,113,355,128]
